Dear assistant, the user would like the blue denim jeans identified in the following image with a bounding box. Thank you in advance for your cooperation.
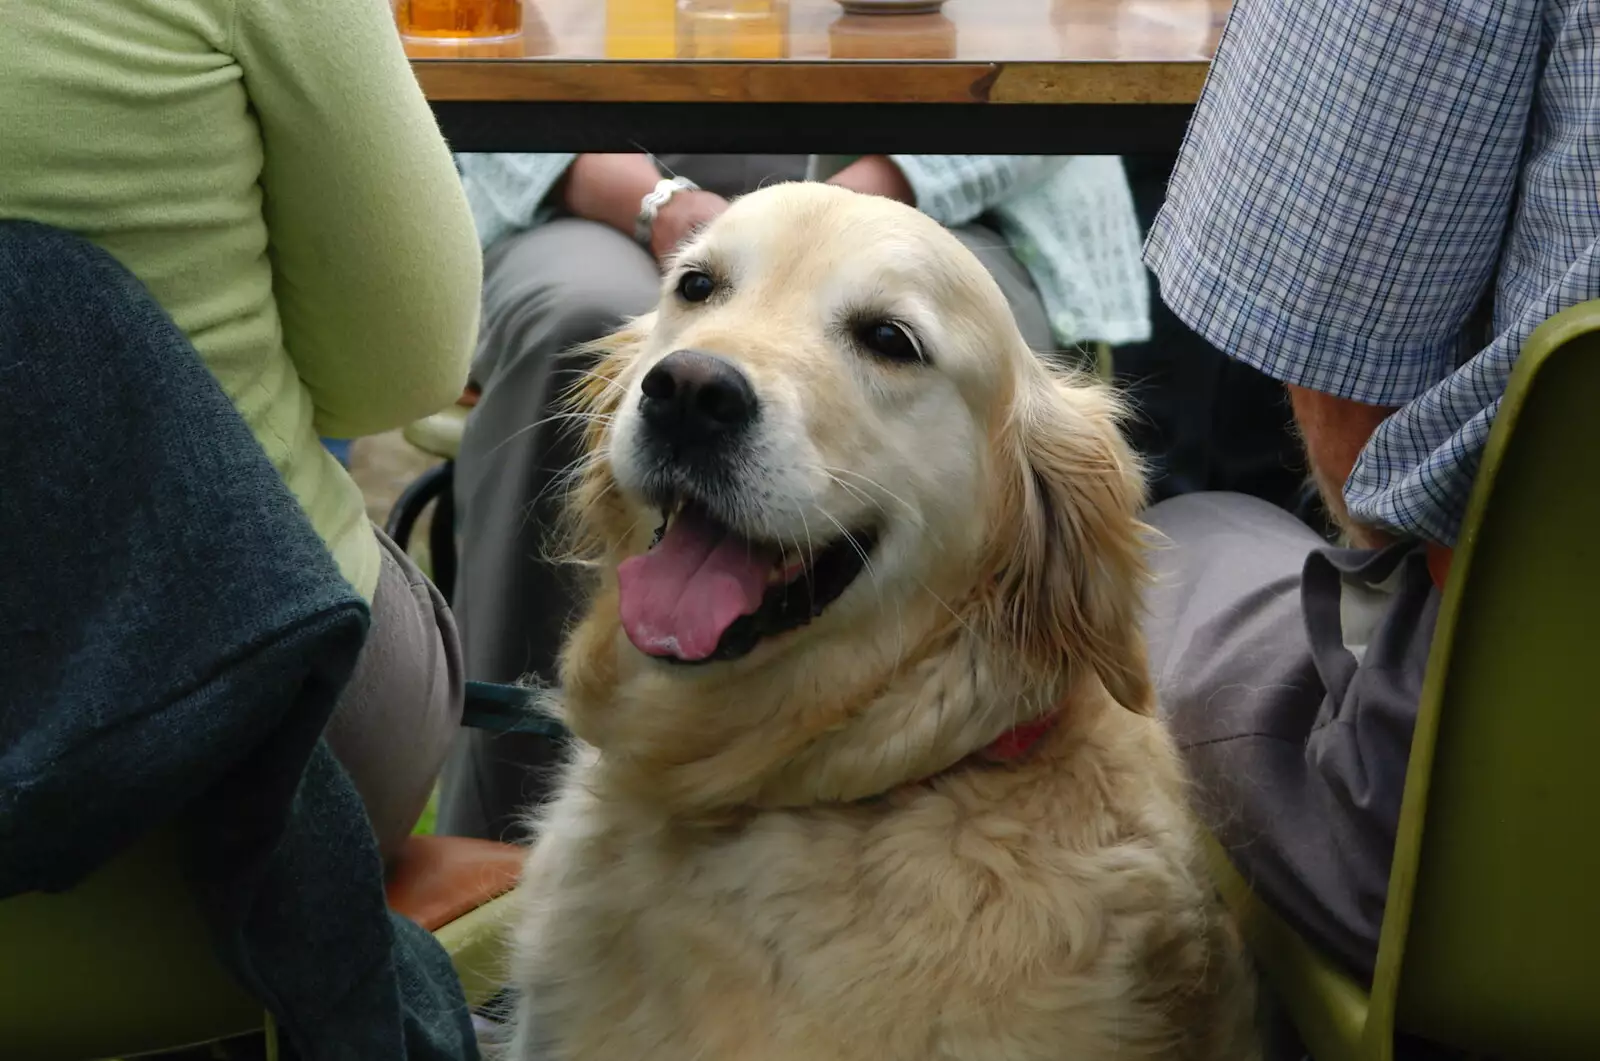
[322,436,353,466]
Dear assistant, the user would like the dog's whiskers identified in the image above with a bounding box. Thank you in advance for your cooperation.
[567,366,628,397]
[538,445,610,495]
[820,465,919,521]
[546,479,625,563]
[774,527,812,614]
[815,506,884,613]
[526,447,615,514]
[820,471,875,511]
[808,483,901,653]
[486,409,615,460]
[795,504,817,569]
[912,578,980,641]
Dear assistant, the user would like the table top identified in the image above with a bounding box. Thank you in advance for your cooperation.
[407,0,1229,107]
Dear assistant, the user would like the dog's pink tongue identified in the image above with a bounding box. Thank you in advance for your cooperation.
[617,507,776,661]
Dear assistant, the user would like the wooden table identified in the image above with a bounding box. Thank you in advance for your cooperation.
[406,0,1227,154]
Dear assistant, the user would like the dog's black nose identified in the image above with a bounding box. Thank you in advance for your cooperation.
[639,350,758,443]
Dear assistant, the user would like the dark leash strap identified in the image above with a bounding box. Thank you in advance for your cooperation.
[461,680,572,740]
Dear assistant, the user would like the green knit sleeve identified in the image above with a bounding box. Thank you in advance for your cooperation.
[231,0,481,439]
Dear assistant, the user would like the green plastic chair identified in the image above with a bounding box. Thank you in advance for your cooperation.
[387,393,473,603]
[1208,299,1600,1061]
[0,826,520,1060]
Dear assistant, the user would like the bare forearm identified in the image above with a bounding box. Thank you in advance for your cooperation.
[560,153,662,237]
[1287,384,1398,546]
[827,155,915,205]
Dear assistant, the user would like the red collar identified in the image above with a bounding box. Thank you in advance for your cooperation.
[898,712,1060,794]
[978,713,1061,762]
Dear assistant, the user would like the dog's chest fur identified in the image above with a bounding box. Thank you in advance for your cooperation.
[508,710,1258,1061]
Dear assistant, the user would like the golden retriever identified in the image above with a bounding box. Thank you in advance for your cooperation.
[505,182,1258,1061]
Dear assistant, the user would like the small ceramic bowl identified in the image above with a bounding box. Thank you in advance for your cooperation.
[830,12,956,59]
[834,0,947,14]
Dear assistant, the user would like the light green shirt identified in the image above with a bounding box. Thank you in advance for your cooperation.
[1,0,482,598]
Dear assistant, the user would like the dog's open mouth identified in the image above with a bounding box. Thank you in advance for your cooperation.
[616,499,878,665]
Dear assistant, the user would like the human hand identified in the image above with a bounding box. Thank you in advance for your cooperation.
[650,189,731,262]
[1286,383,1398,549]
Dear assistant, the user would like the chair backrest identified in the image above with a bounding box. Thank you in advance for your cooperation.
[1367,301,1600,1060]
[0,829,264,1060]
[0,219,371,1060]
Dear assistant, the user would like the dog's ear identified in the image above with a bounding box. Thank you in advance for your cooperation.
[986,361,1154,713]
[556,313,655,560]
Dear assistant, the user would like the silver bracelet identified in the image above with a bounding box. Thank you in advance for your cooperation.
[635,176,701,247]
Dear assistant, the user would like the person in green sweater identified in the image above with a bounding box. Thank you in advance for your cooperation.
[0,0,482,861]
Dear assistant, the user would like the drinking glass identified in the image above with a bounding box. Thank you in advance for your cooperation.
[398,0,524,44]
[675,0,789,59]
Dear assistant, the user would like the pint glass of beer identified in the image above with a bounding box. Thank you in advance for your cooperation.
[675,0,789,59]
[398,0,524,43]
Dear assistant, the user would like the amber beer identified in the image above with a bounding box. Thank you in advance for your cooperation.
[398,0,523,42]
[675,0,789,59]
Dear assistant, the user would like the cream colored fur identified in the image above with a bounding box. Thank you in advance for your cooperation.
[505,183,1259,1061]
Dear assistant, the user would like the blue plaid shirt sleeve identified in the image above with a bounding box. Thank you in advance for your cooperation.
[1146,0,1543,405]
[1146,0,1600,545]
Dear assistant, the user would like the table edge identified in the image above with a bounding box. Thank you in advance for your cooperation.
[412,59,1211,105]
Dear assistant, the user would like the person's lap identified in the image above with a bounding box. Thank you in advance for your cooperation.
[435,217,660,841]
[1142,491,1439,977]
[323,525,464,865]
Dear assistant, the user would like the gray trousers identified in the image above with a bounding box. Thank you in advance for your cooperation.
[324,526,464,865]
[437,157,1060,842]
[1142,492,1440,979]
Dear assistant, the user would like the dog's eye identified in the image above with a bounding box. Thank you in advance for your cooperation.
[855,320,922,364]
[676,270,716,304]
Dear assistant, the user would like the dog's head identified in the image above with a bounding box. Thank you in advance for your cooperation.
[557,183,1149,808]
